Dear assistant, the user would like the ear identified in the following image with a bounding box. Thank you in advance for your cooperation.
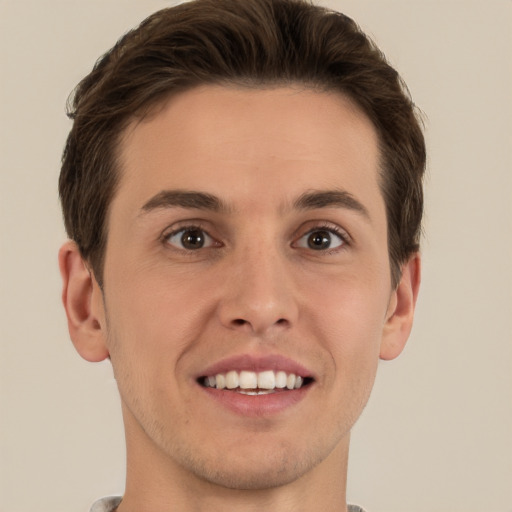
[380,253,421,361]
[58,241,109,362]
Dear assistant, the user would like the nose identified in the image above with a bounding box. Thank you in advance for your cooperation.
[217,245,299,336]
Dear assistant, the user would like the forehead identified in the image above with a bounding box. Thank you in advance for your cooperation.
[115,85,383,218]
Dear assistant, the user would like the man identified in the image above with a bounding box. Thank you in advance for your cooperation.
[58,0,424,511]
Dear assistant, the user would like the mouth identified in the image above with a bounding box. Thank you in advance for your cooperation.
[196,354,315,416]
[198,370,314,395]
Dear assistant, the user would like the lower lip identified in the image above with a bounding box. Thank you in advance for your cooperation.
[198,384,312,417]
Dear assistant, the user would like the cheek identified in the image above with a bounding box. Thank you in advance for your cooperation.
[104,268,210,375]
[306,270,389,372]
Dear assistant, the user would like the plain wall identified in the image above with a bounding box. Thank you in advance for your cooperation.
[1,1,511,511]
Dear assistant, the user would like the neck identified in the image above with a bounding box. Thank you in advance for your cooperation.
[117,406,350,512]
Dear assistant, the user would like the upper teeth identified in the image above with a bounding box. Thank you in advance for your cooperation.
[203,370,304,390]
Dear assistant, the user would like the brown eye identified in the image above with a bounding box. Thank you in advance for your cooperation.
[166,227,215,250]
[307,230,332,250]
[295,228,345,251]
[181,229,205,249]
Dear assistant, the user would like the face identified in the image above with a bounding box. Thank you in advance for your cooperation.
[95,86,400,489]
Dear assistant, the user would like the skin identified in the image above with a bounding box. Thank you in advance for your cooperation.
[59,85,420,512]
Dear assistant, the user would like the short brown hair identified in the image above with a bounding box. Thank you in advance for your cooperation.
[59,0,425,287]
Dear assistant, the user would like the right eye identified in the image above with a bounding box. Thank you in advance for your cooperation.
[165,227,217,250]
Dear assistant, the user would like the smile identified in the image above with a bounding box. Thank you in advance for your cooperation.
[200,370,312,393]
[196,354,315,415]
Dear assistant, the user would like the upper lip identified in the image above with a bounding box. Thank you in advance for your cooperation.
[197,353,314,380]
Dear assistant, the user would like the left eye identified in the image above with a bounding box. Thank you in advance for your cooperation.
[295,228,345,251]
[165,227,216,250]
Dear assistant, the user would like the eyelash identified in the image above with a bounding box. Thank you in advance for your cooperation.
[161,222,351,254]
[294,223,350,254]
[162,223,220,252]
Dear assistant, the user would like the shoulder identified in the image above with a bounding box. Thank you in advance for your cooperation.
[89,496,122,512]
[348,505,368,512]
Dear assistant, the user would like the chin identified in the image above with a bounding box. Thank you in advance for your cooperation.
[168,435,331,491]
[192,457,312,491]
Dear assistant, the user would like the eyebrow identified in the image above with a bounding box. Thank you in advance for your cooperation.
[293,190,370,220]
[141,190,230,214]
[140,188,370,220]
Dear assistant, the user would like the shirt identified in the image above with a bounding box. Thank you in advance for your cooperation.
[90,496,367,512]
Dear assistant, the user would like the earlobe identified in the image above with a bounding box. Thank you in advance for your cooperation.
[58,241,109,362]
[380,254,421,361]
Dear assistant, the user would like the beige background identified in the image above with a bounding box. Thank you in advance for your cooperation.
[1,1,511,511]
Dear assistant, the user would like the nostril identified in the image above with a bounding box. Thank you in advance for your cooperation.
[232,318,287,327]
